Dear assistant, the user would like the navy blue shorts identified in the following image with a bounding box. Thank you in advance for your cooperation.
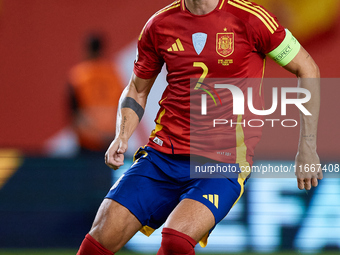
[106,146,248,246]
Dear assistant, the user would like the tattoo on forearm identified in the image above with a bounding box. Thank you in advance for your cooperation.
[122,116,127,135]
[302,134,315,141]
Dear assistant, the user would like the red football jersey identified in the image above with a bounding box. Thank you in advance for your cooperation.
[134,0,286,165]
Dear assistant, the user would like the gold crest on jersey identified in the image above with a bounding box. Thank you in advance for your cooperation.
[216,33,234,57]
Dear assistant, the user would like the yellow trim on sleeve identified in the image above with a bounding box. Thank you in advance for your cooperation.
[233,0,278,30]
[228,0,276,34]
[239,0,278,28]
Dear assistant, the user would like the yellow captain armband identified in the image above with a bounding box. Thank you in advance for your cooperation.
[268,29,301,66]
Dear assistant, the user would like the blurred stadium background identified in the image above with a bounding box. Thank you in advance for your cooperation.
[0,0,339,254]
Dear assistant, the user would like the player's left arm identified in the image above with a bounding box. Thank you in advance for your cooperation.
[283,46,322,190]
[253,5,322,190]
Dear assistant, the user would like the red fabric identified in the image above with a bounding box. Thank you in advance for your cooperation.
[134,0,286,164]
[157,227,197,255]
[77,234,114,255]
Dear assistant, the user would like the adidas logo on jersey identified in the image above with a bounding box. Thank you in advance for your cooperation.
[203,194,219,208]
[153,136,163,146]
[167,38,184,52]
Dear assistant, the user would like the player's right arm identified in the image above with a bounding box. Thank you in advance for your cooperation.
[105,10,162,169]
[105,73,156,170]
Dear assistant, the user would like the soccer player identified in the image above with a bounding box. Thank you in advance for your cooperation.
[77,0,322,254]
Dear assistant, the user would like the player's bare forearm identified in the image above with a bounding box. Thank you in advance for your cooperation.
[295,77,321,190]
[296,76,320,153]
[105,73,156,170]
[116,74,156,140]
[284,47,322,190]
[116,89,142,142]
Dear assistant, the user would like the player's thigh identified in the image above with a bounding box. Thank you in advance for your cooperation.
[89,198,142,252]
[106,147,183,231]
[164,198,215,242]
[164,177,245,242]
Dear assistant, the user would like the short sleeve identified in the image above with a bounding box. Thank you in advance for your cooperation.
[133,20,164,79]
[249,5,301,66]
[250,10,286,55]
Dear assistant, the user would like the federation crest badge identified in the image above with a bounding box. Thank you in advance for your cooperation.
[192,32,207,55]
[216,32,234,57]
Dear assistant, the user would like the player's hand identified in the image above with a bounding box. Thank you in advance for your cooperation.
[295,149,323,190]
[105,137,128,170]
